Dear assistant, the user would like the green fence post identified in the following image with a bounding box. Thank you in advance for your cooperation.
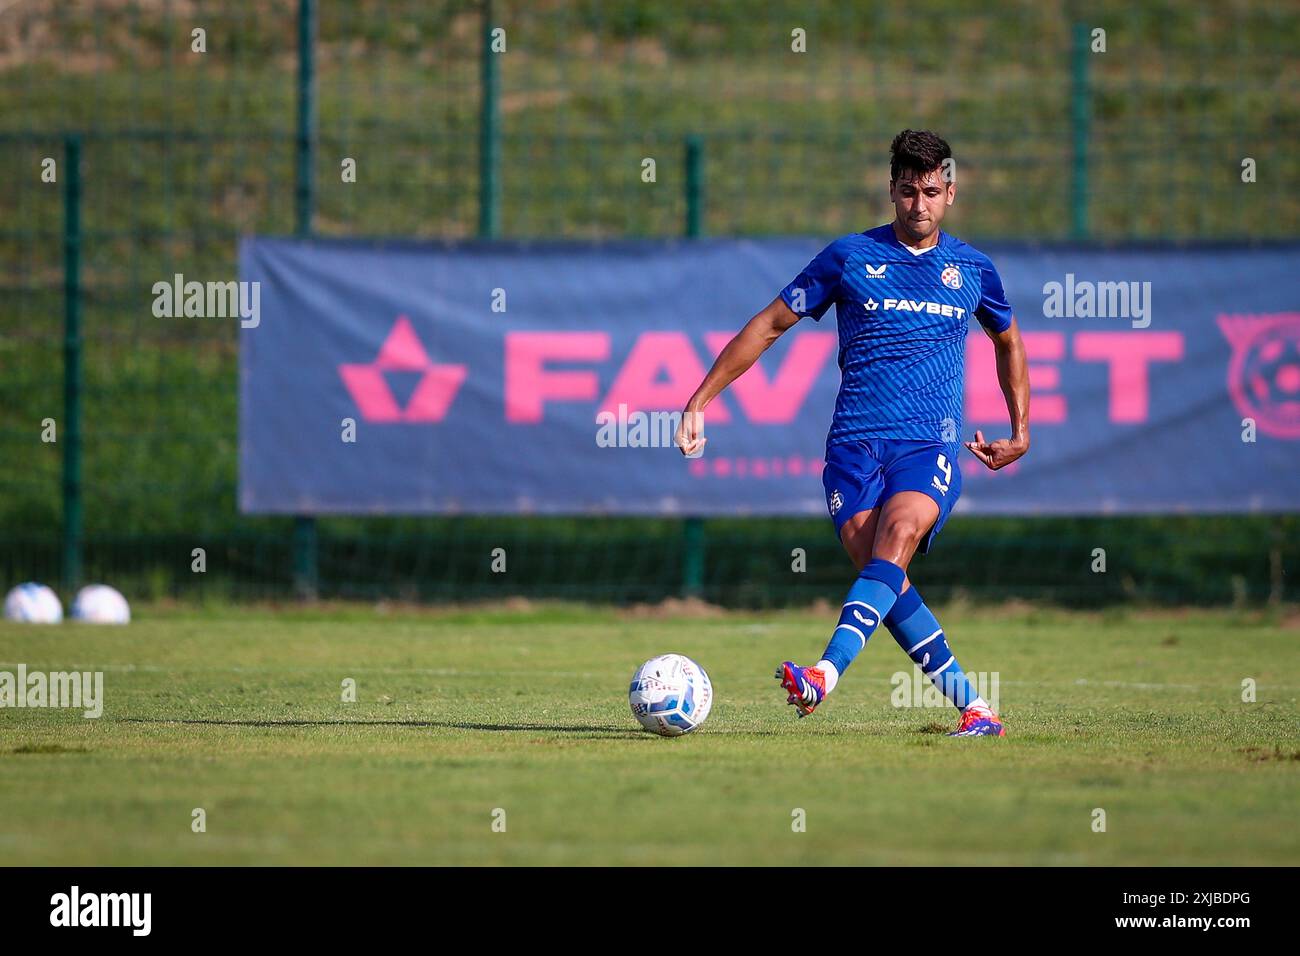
[685,134,703,239]
[62,134,83,594]
[292,515,318,600]
[682,135,705,599]
[1268,519,1285,606]
[479,0,501,238]
[293,0,319,599]
[295,0,316,238]
[682,515,705,600]
[1070,21,1091,240]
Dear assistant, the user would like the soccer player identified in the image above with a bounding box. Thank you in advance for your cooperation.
[675,130,1029,736]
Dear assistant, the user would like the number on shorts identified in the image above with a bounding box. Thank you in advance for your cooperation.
[936,453,952,484]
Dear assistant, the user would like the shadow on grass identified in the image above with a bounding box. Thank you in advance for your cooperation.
[7,743,92,755]
[121,717,643,735]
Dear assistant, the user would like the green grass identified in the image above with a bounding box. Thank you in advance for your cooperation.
[1,603,1296,865]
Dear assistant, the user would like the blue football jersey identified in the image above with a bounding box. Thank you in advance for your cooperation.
[780,224,1014,445]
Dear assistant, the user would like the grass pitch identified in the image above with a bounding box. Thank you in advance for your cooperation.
[1,603,1297,866]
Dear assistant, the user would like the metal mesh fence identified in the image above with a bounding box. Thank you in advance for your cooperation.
[1,0,1297,605]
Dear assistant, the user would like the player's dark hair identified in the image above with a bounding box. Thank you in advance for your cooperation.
[889,129,952,181]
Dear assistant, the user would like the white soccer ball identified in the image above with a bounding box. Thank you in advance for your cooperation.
[3,582,64,624]
[71,584,131,625]
[629,653,713,737]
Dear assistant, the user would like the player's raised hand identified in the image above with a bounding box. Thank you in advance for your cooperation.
[675,409,706,458]
[964,429,1028,471]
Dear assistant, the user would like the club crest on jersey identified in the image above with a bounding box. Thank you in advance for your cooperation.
[829,489,844,516]
[941,266,963,290]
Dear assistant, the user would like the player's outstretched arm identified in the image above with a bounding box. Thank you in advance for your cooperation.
[675,295,801,456]
[965,317,1031,470]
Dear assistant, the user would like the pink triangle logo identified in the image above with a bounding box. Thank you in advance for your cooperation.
[339,316,467,422]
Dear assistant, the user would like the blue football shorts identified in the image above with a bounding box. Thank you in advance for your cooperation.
[821,439,963,554]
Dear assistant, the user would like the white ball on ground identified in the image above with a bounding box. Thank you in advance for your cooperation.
[71,584,131,625]
[3,582,64,624]
[628,653,713,736]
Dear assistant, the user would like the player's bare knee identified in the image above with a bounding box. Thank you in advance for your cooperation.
[875,517,924,555]
[884,516,925,543]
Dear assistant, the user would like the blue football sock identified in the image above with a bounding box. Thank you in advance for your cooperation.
[818,558,905,678]
[884,586,980,710]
